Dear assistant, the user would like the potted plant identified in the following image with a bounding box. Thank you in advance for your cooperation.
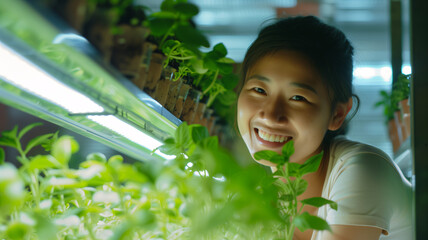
[83,0,125,62]
[110,4,151,79]
[142,0,208,97]
[375,90,402,152]
[153,64,176,105]
[393,74,411,139]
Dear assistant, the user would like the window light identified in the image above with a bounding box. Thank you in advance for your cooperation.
[87,115,174,160]
[0,42,104,114]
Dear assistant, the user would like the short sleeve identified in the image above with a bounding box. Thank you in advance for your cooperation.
[325,152,398,234]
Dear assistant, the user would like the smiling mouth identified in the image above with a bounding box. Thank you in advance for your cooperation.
[255,128,292,144]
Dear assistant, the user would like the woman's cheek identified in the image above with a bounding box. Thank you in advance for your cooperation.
[237,94,249,135]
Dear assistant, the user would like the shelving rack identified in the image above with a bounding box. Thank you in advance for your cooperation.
[0,0,180,162]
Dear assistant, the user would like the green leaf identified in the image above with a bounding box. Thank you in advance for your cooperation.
[213,43,227,58]
[117,165,148,183]
[158,143,181,155]
[199,136,219,150]
[41,131,58,152]
[203,57,218,72]
[217,57,235,64]
[33,212,57,240]
[176,122,192,149]
[174,2,199,18]
[301,197,338,210]
[0,136,16,148]
[191,125,209,143]
[148,18,175,37]
[5,222,31,240]
[160,0,175,12]
[254,150,286,164]
[279,194,294,202]
[28,155,61,171]
[282,140,295,157]
[254,150,280,160]
[86,152,106,163]
[17,122,42,139]
[175,25,210,48]
[24,133,53,154]
[295,179,308,196]
[190,58,208,74]
[164,138,175,145]
[293,212,331,232]
[287,162,301,177]
[0,148,4,164]
[254,150,280,161]
[217,90,237,105]
[2,125,18,139]
[217,62,233,74]
[0,126,18,148]
[150,11,177,19]
[108,155,124,168]
[300,151,323,175]
[220,74,239,90]
[51,136,79,165]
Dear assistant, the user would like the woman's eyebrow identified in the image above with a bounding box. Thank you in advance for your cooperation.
[247,74,270,82]
[290,82,318,95]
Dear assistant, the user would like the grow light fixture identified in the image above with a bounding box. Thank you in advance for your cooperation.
[87,115,174,160]
[0,42,104,114]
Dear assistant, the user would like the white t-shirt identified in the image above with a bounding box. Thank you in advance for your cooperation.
[311,137,414,240]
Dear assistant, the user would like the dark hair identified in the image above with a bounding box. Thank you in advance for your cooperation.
[240,15,359,146]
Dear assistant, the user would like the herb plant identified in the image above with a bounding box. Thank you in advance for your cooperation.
[375,74,411,123]
[391,74,411,104]
[375,90,398,123]
[254,142,337,239]
[0,122,335,239]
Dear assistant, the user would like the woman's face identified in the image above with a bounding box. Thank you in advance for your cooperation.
[237,50,339,166]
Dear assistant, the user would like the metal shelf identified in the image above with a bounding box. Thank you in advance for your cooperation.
[0,0,180,162]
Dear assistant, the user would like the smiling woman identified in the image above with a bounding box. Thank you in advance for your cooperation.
[237,16,413,240]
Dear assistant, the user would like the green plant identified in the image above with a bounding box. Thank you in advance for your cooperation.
[160,39,201,82]
[0,122,334,239]
[147,0,208,50]
[375,74,411,123]
[254,142,337,239]
[148,0,239,114]
[391,74,411,104]
[375,90,398,123]
[193,43,238,107]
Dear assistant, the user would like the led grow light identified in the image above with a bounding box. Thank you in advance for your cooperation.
[87,115,174,160]
[0,42,104,114]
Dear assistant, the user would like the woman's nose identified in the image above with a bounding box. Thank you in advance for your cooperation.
[260,96,288,122]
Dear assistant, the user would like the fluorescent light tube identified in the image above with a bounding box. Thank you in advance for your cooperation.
[87,115,174,160]
[0,42,104,114]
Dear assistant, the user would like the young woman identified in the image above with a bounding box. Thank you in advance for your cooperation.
[237,16,413,240]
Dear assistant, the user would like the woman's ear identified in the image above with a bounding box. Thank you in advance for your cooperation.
[328,98,353,131]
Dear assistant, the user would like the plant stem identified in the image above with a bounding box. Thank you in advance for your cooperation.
[170,56,195,61]
[16,140,41,208]
[159,22,178,49]
[85,214,97,240]
[203,69,219,95]
[194,74,203,87]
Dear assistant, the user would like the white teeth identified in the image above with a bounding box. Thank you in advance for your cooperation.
[258,129,290,143]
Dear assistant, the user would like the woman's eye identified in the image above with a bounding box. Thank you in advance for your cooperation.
[291,95,307,101]
[252,87,266,94]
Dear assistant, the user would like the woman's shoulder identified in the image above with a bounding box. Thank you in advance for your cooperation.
[329,136,391,165]
[321,137,413,239]
[327,136,411,188]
